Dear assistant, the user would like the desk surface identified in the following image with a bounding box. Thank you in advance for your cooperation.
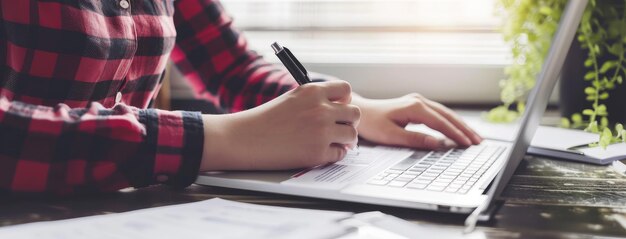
[2,155,626,238]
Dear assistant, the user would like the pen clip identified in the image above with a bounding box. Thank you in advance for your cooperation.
[283,47,311,83]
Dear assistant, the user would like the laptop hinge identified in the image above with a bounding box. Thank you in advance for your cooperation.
[463,200,504,233]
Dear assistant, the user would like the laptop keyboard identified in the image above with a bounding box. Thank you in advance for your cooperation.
[367,145,505,194]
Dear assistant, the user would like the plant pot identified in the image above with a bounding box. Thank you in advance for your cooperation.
[560,40,626,125]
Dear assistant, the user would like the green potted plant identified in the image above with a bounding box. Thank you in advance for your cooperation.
[486,0,626,148]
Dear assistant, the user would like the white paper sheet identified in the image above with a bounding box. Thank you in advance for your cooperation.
[0,198,353,239]
[0,198,487,239]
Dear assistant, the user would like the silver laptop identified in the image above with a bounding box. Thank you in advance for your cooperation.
[196,0,587,227]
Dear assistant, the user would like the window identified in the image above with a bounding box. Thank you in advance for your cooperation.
[222,0,510,105]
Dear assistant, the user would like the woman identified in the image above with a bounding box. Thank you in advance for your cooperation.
[0,0,481,195]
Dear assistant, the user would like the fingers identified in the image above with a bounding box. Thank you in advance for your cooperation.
[320,81,352,103]
[383,121,451,150]
[330,124,358,147]
[424,99,483,144]
[332,102,361,125]
[408,102,473,147]
[325,144,349,162]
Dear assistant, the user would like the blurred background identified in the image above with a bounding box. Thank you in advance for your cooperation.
[221,0,511,106]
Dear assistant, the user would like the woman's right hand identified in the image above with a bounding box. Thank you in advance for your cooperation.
[199,81,360,171]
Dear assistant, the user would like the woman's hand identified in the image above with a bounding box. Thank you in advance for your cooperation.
[352,93,482,150]
[200,81,360,171]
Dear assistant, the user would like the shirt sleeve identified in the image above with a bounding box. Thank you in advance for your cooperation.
[0,97,204,196]
[171,0,298,113]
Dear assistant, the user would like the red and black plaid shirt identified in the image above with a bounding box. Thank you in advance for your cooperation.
[0,0,298,195]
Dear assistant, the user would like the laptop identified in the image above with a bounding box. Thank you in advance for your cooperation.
[195,0,588,228]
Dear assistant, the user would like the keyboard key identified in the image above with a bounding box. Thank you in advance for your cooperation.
[368,179,389,185]
[431,182,449,187]
[390,152,428,170]
[385,176,398,181]
[385,169,405,174]
[397,174,416,179]
[439,175,456,180]
[447,184,461,190]
[427,169,444,174]
[407,183,428,189]
[394,177,413,182]
[427,185,445,191]
[414,179,432,184]
[447,168,463,173]
[445,187,459,193]
[450,182,464,187]
[409,168,427,173]
[431,166,447,171]
[388,181,409,187]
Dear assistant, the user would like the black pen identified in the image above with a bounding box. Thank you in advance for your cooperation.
[271,42,311,85]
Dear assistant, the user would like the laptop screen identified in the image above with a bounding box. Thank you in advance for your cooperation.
[466,0,589,227]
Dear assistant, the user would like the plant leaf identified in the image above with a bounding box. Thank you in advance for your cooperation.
[585,120,599,132]
[572,113,583,123]
[601,117,609,127]
[600,128,613,149]
[584,72,596,80]
[539,6,552,15]
[600,61,616,73]
[560,118,571,128]
[597,104,607,114]
[599,92,609,99]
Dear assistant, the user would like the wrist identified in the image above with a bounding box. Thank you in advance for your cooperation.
[199,114,241,171]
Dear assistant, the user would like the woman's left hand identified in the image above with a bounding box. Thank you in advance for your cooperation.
[352,93,482,150]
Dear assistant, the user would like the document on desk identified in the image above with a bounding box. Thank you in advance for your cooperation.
[0,198,484,239]
[0,198,352,239]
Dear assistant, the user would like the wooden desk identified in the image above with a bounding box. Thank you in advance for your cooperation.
[2,155,626,238]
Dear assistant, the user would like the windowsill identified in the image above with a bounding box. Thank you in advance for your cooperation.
[244,31,513,104]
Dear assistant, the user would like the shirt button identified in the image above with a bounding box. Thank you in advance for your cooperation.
[115,92,122,104]
[119,0,130,9]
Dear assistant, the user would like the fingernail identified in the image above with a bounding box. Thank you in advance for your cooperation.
[473,135,483,143]
[442,138,457,149]
[463,137,472,146]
